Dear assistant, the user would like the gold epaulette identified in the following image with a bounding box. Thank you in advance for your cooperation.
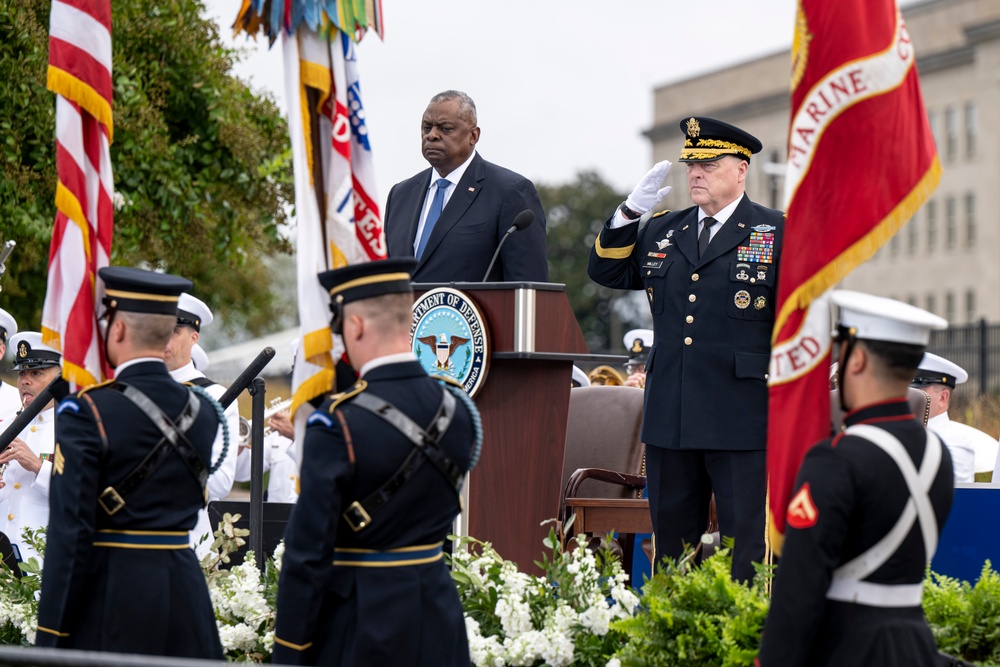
[78,379,115,395]
[327,379,367,413]
[651,209,672,218]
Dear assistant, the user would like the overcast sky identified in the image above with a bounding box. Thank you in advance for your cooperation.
[203,0,797,206]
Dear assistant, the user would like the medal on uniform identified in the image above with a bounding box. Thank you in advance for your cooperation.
[734,290,751,309]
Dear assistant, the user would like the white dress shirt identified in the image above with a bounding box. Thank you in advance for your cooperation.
[234,431,299,504]
[0,382,20,426]
[927,412,979,484]
[0,407,55,562]
[412,150,477,254]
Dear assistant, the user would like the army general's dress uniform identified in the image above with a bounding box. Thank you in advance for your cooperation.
[757,292,954,667]
[588,117,783,582]
[273,259,479,666]
[35,267,223,658]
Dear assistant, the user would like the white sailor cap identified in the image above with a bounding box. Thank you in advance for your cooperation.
[177,293,213,332]
[571,365,591,388]
[832,290,947,346]
[0,308,16,345]
[9,331,61,370]
[191,343,210,372]
[623,329,654,364]
[912,352,967,389]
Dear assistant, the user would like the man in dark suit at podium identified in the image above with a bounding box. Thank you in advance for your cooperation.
[383,90,548,283]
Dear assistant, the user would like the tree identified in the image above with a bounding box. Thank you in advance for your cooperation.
[0,0,293,334]
[539,171,651,354]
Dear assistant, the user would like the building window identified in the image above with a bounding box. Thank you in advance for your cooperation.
[926,294,936,314]
[965,102,977,158]
[907,217,919,255]
[965,192,976,248]
[928,110,938,148]
[945,292,955,323]
[945,196,956,250]
[945,107,958,161]
[966,290,976,323]
[908,295,918,307]
[926,199,937,252]
[890,233,900,257]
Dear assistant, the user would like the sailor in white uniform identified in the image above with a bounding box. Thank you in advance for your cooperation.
[911,352,995,484]
[164,294,238,556]
[0,332,62,561]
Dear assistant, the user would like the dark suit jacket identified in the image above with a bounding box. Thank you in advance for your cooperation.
[36,361,222,658]
[384,153,548,282]
[588,195,784,451]
[273,361,475,666]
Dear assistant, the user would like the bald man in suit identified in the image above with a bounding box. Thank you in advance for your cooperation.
[383,90,548,283]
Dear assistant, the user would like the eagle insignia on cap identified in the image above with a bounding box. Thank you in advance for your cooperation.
[686,117,701,138]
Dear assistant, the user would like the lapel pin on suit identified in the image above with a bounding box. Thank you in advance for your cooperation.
[468,187,475,192]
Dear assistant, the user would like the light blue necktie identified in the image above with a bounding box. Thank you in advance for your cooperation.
[416,178,450,259]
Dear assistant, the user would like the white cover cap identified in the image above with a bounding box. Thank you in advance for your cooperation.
[832,290,947,346]
[913,352,967,388]
[9,331,61,370]
[177,293,213,331]
[0,308,16,345]
[571,365,591,388]
[623,328,654,361]
[191,343,210,372]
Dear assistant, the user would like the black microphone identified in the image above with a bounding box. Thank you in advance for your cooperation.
[481,210,535,282]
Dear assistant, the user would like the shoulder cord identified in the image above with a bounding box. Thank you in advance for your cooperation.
[188,384,229,475]
[442,382,483,470]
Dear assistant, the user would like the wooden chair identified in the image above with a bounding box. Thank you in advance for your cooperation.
[560,386,648,576]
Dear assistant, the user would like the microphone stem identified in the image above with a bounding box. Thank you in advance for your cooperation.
[481,226,516,282]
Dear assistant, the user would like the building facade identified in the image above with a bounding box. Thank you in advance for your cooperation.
[646,0,1000,323]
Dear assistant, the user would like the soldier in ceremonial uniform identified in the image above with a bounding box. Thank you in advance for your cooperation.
[273,258,479,666]
[589,117,783,582]
[0,309,19,421]
[912,352,996,483]
[0,333,62,561]
[164,293,239,555]
[36,267,223,658]
[757,291,953,667]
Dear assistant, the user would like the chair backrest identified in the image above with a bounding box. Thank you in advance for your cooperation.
[829,387,931,432]
[561,385,645,499]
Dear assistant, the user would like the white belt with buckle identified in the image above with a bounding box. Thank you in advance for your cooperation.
[826,578,924,607]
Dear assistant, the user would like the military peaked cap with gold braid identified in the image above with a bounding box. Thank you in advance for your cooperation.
[678,116,762,163]
[318,258,417,307]
[99,266,192,316]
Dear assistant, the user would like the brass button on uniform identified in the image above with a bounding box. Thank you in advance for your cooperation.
[30,426,37,433]
[691,273,699,281]
[7,514,12,521]
[12,483,20,490]
[686,315,694,324]
[688,294,696,303]
[647,270,651,276]
[764,373,770,380]
[684,337,693,345]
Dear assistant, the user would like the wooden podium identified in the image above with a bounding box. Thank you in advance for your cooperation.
[414,282,589,571]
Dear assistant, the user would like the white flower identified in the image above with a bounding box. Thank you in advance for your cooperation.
[579,602,612,636]
[606,658,623,667]
[217,622,261,653]
[272,541,285,572]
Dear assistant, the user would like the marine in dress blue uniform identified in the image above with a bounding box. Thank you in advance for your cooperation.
[588,117,783,582]
[273,258,479,666]
[36,267,223,658]
[757,291,954,667]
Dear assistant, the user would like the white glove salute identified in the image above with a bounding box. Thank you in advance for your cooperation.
[625,160,673,216]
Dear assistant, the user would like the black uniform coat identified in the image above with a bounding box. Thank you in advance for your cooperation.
[36,360,222,658]
[384,152,548,282]
[757,399,954,667]
[273,360,475,666]
[588,195,784,451]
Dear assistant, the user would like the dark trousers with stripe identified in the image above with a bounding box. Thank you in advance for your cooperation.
[646,446,767,583]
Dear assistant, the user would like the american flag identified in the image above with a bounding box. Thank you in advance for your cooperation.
[41,0,114,388]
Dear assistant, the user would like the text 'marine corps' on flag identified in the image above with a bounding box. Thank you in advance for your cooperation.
[42,0,115,388]
[766,0,940,554]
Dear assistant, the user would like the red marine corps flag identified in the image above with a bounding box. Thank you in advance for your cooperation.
[767,0,940,553]
[41,0,115,387]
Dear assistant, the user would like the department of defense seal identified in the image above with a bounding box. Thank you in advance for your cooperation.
[411,287,490,396]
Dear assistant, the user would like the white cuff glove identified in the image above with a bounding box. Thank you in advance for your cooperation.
[625,160,673,215]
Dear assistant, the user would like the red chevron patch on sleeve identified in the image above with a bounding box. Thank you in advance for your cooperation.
[786,483,819,529]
